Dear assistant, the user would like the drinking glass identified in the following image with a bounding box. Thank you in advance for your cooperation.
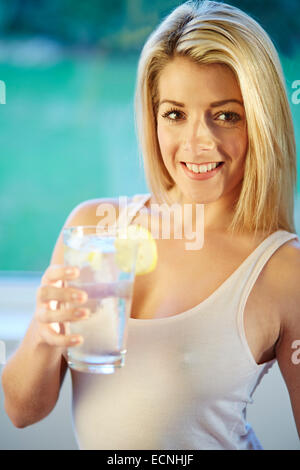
[63,225,137,374]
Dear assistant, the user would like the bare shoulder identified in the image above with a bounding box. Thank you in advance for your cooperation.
[274,236,300,280]
[65,196,133,226]
[273,236,300,271]
[268,235,300,323]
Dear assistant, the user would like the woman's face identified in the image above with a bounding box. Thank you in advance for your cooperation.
[156,56,248,204]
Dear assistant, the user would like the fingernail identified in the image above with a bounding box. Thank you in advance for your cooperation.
[66,267,76,276]
[74,309,89,318]
[70,336,83,344]
[71,292,85,301]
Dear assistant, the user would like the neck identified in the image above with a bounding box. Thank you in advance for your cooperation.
[165,183,242,233]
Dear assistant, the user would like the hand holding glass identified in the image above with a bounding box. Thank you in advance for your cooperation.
[63,225,138,374]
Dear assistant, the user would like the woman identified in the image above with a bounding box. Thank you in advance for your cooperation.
[2,0,300,450]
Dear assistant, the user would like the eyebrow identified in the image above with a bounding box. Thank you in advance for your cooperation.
[159,99,244,108]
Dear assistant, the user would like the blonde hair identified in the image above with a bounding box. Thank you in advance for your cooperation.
[134,0,297,236]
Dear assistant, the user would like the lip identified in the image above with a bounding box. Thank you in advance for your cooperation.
[180,162,225,180]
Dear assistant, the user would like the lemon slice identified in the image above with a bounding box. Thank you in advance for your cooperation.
[64,245,89,267]
[87,251,103,270]
[64,246,103,270]
[115,224,157,275]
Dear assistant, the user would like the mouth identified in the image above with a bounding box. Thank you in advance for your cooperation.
[180,161,225,180]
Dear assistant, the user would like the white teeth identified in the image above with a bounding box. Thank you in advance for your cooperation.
[186,162,218,174]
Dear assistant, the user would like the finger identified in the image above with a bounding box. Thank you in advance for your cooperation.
[41,265,80,286]
[40,324,84,348]
[37,306,90,324]
[37,285,88,304]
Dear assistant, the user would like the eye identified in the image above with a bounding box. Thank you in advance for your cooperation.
[161,108,184,122]
[216,111,241,124]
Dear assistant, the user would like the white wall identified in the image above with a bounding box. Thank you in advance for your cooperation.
[0,272,299,450]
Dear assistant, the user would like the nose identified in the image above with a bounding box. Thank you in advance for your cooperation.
[182,117,215,154]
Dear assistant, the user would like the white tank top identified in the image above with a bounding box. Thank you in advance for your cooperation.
[70,193,298,450]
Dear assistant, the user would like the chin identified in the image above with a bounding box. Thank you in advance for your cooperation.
[180,189,222,205]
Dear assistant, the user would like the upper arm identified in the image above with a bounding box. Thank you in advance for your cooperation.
[275,238,300,439]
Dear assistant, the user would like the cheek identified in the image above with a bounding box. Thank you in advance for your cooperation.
[157,124,174,155]
[223,129,248,160]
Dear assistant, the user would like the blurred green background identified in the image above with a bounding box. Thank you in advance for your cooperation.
[0,0,299,271]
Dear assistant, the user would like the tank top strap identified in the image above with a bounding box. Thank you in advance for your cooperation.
[237,229,299,342]
[116,193,151,229]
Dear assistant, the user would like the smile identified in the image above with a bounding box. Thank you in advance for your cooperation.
[180,161,225,180]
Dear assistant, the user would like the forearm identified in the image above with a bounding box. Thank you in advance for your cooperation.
[1,316,66,428]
